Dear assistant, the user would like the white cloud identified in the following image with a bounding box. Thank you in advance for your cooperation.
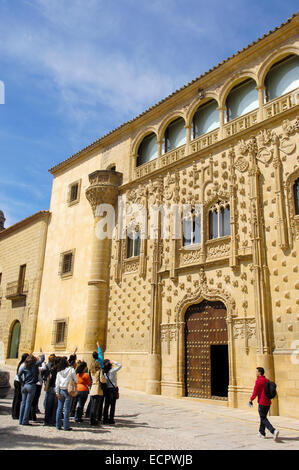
[0,0,186,131]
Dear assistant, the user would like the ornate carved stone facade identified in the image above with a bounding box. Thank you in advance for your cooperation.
[36,16,299,417]
[1,14,298,419]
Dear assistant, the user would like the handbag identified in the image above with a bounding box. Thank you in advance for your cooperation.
[67,376,78,397]
[106,375,119,400]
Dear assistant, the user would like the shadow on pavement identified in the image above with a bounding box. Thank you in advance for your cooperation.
[274,436,299,443]
[115,417,164,430]
[0,424,134,450]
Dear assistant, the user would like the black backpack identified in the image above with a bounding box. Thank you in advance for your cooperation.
[265,380,277,399]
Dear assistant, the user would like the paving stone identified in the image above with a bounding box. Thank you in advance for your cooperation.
[1,385,299,450]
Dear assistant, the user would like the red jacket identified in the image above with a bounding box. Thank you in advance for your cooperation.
[250,375,271,406]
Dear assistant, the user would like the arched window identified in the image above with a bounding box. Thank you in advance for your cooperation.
[192,100,219,139]
[127,227,141,258]
[226,79,258,122]
[209,202,230,239]
[265,55,299,102]
[183,207,201,246]
[136,133,158,167]
[162,117,186,154]
[294,178,299,215]
[8,321,21,359]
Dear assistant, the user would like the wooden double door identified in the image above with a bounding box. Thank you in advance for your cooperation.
[185,300,229,399]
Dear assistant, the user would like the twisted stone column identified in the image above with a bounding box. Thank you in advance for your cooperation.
[84,170,122,352]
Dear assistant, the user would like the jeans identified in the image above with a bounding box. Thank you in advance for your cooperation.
[70,396,78,417]
[90,395,104,425]
[44,387,58,425]
[103,388,117,423]
[56,389,72,430]
[75,391,89,422]
[19,383,37,425]
[258,405,275,436]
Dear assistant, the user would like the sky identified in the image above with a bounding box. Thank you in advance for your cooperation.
[0,0,298,227]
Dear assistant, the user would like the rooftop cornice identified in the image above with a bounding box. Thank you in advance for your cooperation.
[49,12,299,176]
[0,211,50,239]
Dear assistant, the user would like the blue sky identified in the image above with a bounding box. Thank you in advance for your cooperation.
[0,0,298,227]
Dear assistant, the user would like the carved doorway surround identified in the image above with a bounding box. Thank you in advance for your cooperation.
[174,268,237,406]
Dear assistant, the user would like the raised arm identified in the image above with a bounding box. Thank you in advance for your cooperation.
[96,341,104,368]
[111,361,122,372]
[36,353,45,366]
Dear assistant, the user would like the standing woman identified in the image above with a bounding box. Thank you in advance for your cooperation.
[30,358,46,420]
[89,359,106,426]
[75,361,91,423]
[18,349,45,426]
[11,353,29,420]
[44,357,60,426]
[103,359,122,425]
[55,356,77,431]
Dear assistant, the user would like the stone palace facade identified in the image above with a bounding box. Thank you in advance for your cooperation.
[1,13,299,418]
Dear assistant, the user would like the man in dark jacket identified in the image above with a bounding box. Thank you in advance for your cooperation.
[249,367,279,440]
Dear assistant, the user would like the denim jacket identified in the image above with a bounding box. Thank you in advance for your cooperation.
[18,355,45,385]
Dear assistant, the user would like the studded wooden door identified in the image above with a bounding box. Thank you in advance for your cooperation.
[185,300,228,399]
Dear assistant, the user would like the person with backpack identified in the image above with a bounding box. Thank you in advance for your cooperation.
[55,356,77,431]
[249,367,279,440]
[18,349,45,426]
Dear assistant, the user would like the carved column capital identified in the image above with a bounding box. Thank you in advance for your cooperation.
[85,170,123,216]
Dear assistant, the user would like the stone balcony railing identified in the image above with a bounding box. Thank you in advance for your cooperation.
[133,88,298,180]
[5,280,29,300]
[263,89,298,119]
[190,128,220,153]
[223,109,258,138]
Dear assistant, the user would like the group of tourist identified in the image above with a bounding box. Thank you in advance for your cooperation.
[11,346,280,440]
[11,343,122,431]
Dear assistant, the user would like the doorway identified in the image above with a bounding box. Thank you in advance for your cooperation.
[185,300,228,399]
[9,321,21,359]
[210,344,229,398]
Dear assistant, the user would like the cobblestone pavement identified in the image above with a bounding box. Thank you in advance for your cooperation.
[1,371,299,450]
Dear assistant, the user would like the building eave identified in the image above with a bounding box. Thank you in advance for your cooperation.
[48,12,299,176]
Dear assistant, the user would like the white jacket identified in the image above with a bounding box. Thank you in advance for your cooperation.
[104,361,122,388]
[55,366,77,394]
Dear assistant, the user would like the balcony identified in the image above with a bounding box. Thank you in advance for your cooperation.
[223,109,258,138]
[133,88,298,180]
[5,280,29,300]
[264,89,297,119]
[190,128,220,153]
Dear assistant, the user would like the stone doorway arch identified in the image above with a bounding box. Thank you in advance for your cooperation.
[174,268,237,406]
[8,321,21,359]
